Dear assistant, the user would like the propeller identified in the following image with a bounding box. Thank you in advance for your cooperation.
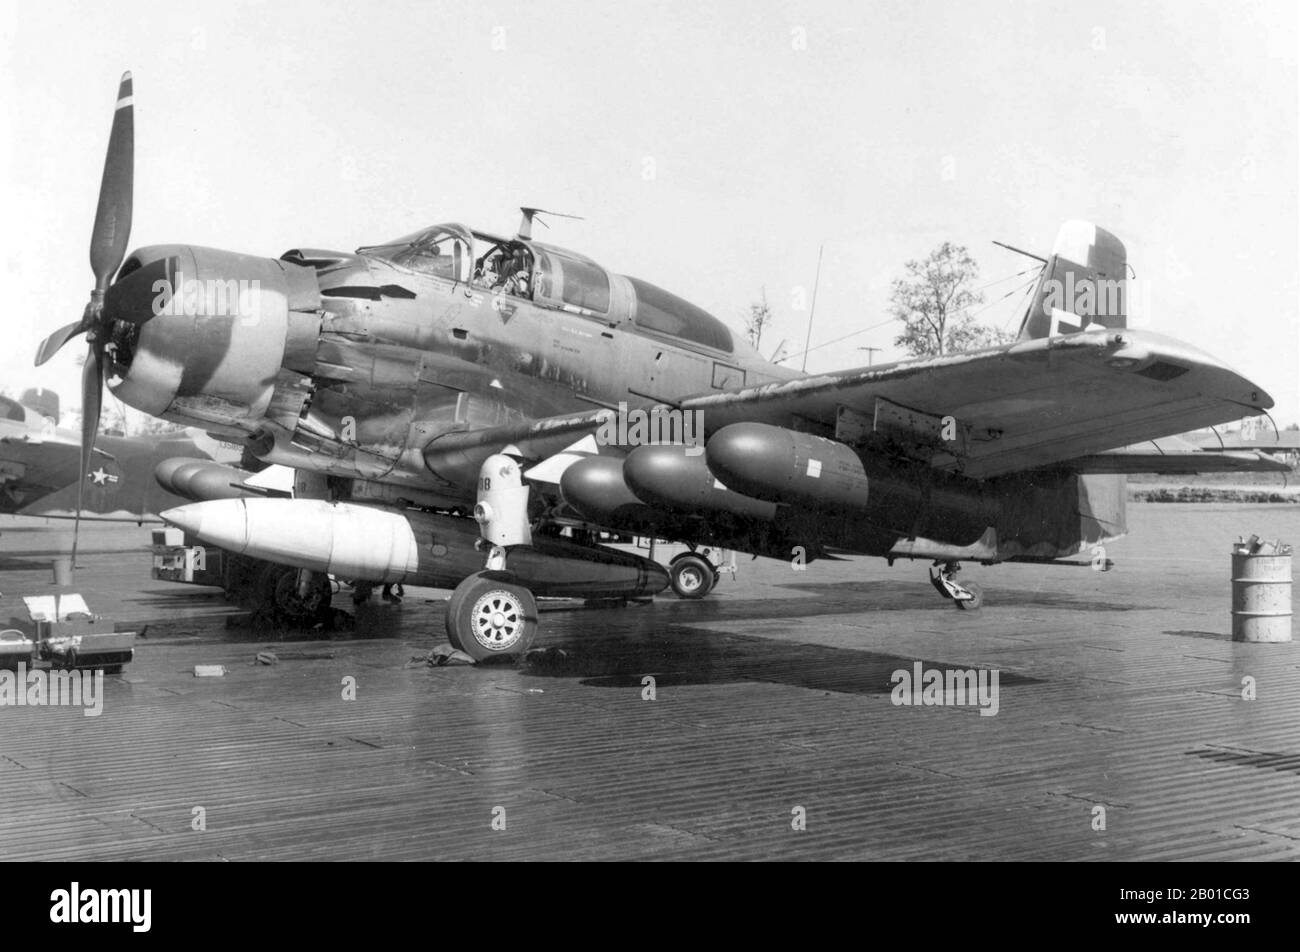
[35,71,138,570]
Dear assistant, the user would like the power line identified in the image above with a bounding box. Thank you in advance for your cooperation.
[971,265,1042,294]
[784,266,1045,366]
[784,316,899,364]
[1000,270,1042,333]
[965,271,1042,321]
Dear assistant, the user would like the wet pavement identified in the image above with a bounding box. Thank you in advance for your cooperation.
[1,504,1297,860]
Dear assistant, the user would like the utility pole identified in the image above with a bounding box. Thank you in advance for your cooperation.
[858,346,882,367]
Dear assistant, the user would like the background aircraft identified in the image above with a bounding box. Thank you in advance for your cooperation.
[32,73,1282,659]
[1,386,238,522]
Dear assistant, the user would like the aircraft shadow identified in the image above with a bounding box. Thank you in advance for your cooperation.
[765,579,1152,612]
[522,623,1042,697]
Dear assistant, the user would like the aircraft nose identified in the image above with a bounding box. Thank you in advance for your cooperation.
[104,244,320,422]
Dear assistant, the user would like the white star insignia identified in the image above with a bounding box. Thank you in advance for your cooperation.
[88,467,119,486]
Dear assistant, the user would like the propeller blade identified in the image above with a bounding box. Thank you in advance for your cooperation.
[89,71,134,293]
[81,341,103,467]
[34,320,87,366]
[70,341,105,569]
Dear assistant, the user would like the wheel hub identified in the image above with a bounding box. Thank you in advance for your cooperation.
[471,591,524,651]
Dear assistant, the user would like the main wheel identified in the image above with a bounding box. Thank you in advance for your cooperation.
[954,582,983,611]
[445,572,538,662]
[258,564,333,625]
[670,554,715,599]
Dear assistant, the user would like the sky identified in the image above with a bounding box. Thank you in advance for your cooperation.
[3,0,1297,427]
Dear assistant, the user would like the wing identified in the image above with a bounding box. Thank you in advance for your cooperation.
[681,329,1273,479]
[0,430,83,513]
[422,407,615,488]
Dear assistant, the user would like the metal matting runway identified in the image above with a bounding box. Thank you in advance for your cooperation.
[1,504,1297,860]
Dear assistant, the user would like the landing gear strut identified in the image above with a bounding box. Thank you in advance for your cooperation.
[929,560,983,611]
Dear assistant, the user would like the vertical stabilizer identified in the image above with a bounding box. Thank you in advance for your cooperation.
[1017,221,1127,340]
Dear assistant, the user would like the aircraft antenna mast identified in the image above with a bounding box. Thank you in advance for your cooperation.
[801,243,825,373]
[518,207,585,240]
[992,239,1048,264]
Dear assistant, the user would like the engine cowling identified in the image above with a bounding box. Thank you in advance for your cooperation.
[107,245,320,435]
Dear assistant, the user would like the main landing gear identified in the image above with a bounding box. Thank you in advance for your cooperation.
[445,453,540,663]
[668,552,718,599]
[445,570,539,663]
[929,560,983,611]
[256,563,334,625]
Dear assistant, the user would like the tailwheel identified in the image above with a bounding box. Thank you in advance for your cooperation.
[929,560,984,611]
[445,571,538,662]
[669,553,715,599]
[954,581,983,611]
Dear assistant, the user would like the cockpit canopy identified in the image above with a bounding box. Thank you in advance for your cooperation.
[625,276,732,353]
[358,223,733,353]
[357,223,474,284]
[530,243,610,314]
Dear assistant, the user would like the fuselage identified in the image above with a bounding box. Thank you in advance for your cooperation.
[103,224,801,506]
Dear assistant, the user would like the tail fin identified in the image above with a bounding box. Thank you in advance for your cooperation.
[20,387,60,425]
[1017,220,1127,341]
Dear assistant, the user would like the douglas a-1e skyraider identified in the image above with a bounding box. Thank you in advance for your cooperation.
[34,73,1284,659]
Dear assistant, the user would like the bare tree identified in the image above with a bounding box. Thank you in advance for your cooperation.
[744,287,772,350]
[891,242,1010,357]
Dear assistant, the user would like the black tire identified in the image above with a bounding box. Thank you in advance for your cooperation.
[443,578,472,652]
[257,564,333,625]
[670,554,715,599]
[445,572,538,662]
[955,582,983,611]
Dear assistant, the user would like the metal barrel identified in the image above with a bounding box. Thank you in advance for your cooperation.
[52,557,73,587]
[1231,551,1292,643]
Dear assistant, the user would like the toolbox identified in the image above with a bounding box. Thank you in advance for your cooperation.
[21,594,136,671]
